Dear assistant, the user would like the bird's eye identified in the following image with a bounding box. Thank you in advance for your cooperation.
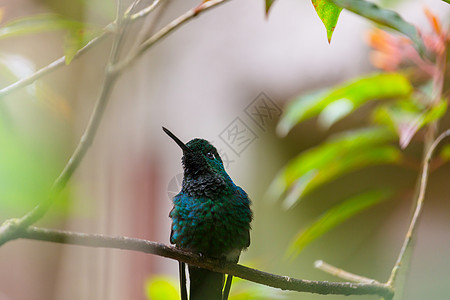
[206,152,215,159]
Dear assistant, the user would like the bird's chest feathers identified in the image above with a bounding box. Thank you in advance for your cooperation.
[182,174,231,199]
[172,177,249,253]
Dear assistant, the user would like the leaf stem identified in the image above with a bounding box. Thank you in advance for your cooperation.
[314,260,381,284]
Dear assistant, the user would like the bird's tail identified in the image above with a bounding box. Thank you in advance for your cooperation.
[188,265,224,300]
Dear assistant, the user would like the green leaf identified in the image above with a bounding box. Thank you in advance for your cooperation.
[277,73,412,137]
[265,0,276,16]
[145,277,179,300]
[317,98,354,129]
[0,14,102,65]
[64,28,102,64]
[439,144,450,161]
[373,99,447,149]
[268,127,398,205]
[331,0,426,56]
[0,14,87,39]
[312,0,343,43]
[287,188,393,258]
[283,145,400,208]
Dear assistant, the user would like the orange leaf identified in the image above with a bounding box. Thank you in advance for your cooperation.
[423,7,442,35]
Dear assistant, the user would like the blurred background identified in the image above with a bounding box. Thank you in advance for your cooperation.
[0,0,449,299]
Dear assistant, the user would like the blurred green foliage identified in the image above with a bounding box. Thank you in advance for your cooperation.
[277,73,413,135]
[0,121,70,219]
[0,14,103,64]
[269,126,400,209]
[270,2,448,257]
[144,272,285,300]
[287,188,393,259]
[145,276,179,300]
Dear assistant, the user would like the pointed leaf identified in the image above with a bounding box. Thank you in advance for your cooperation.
[282,145,400,208]
[287,188,393,258]
[277,73,412,137]
[268,127,397,202]
[312,0,343,43]
[265,0,277,16]
[331,0,426,55]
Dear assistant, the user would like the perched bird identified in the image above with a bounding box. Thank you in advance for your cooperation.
[163,127,252,300]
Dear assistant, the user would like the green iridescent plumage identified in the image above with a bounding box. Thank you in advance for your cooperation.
[163,128,252,300]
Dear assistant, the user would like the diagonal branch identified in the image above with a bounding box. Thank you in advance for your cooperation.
[387,36,448,291]
[387,128,450,287]
[19,226,394,298]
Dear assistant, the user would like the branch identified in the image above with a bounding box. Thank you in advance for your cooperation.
[0,0,233,247]
[314,260,381,284]
[0,1,127,245]
[387,129,450,286]
[19,227,394,298]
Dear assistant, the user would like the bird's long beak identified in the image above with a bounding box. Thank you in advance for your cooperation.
[162,127,191,152]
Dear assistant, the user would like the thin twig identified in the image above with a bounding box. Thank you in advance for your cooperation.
[129,0,162,20]
[387,34,447,290]
[128,0,169,55]
[111,0,232,74]
[0,0,127,245]
[0,0,163,99]
[387,129,450,286]
[314,260,381,284]
[0,0,235,246]
[19,227,394,299]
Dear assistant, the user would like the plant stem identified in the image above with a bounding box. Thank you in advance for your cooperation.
[386,37,447,290]
[387,129,450,286]
[314,260,381,284]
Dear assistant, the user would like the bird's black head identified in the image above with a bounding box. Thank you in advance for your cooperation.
[163,127,227,179]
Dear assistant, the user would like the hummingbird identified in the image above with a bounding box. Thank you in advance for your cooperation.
[163,127,253,300]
